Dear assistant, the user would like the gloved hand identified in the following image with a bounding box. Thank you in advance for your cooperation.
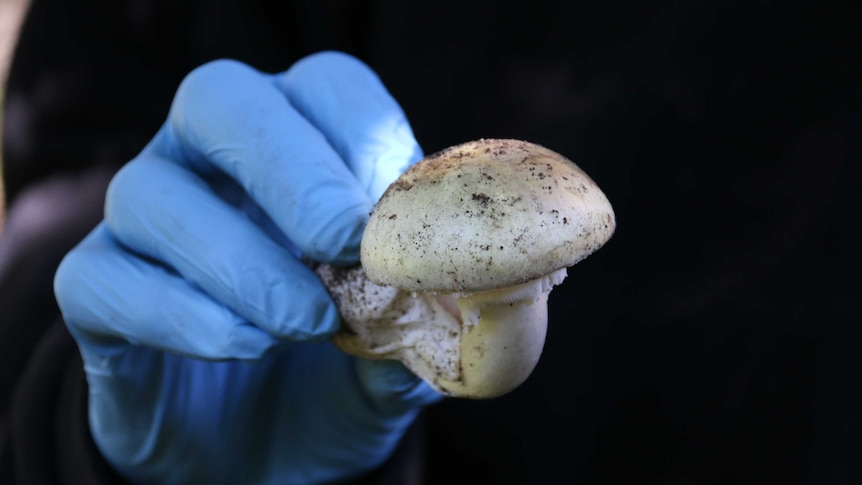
[54,51,442,485]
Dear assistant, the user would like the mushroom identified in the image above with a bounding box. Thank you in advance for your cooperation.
[316,139,615,398]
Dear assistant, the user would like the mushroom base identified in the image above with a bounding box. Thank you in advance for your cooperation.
[316,264,566,399]
[434,293,550,398]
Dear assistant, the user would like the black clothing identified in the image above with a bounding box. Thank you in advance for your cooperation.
[2,0,861,483]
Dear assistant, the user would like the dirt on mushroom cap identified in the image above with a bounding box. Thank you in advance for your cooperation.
[360,139,616,293]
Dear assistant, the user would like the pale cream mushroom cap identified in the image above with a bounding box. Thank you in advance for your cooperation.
[361,139,616,293]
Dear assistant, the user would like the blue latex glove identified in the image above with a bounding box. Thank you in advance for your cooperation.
[54,51,442,485]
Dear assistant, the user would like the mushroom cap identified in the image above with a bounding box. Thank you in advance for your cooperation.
[361,139,616,293]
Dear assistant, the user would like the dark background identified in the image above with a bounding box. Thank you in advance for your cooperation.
[2,1,861,483]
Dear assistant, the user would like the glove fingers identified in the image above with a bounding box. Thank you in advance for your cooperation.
[275,51,424,201]
[103,155,340,341]
[145,58,373,265]
[54,224,283,361]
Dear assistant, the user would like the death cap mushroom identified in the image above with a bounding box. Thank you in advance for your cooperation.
[320,139,616,398]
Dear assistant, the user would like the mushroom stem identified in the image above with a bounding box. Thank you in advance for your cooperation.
[437,267,567,397]
[316,264,567,398]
